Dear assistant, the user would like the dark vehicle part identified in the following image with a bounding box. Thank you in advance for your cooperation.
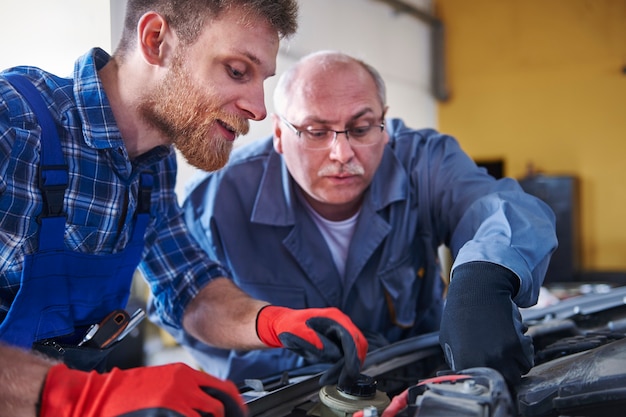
[521,285,626,324]
[534,332,624,364]
[398,368,514,417]
[517,336,626,417]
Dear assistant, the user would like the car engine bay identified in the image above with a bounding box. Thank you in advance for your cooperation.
[240,285,626,417]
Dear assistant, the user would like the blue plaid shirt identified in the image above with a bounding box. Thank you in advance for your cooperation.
[0,48,229,329]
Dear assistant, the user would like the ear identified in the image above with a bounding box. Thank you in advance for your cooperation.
[382,105,390,145]
[137,12,172,66]
[272,113,285,154]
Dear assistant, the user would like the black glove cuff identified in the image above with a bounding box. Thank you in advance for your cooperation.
[451,261,520,300]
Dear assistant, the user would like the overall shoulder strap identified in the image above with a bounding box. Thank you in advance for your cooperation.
[4,73,68,250]
[3,73,68,218]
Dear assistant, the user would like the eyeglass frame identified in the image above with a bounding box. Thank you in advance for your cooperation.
[277,113,386,149]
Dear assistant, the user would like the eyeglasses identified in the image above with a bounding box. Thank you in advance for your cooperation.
[278,114,385,150]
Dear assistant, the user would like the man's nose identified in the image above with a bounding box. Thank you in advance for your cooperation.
[328,132,355,163]
[238,87,267,121]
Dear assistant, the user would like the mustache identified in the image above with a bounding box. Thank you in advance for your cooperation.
[318,162,365,177]
[216,112,250,137]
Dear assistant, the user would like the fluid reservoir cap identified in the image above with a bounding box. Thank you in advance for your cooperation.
[337,374,377,398]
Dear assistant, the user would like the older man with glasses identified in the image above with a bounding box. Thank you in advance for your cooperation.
[158,50,557,390]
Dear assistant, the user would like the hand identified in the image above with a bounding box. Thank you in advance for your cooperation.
[256,305,368,386]
[439,261,534,386]
[39,362,247,417]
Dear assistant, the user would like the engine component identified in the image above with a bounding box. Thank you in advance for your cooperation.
[315,374,390,417]
[400,368,514,417]
[516,336,626,417]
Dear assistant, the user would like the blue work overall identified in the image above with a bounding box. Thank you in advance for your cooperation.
[0,74,153,371]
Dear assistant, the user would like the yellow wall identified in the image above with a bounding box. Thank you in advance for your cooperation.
[435,0,626,271]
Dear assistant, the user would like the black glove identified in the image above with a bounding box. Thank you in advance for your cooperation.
[439,261,534,386]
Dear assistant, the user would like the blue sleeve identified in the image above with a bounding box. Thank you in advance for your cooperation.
[389,122,557,308]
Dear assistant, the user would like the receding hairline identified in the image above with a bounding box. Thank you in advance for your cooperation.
[273,51,387,115]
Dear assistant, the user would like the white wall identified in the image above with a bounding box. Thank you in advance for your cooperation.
[0,0,437,199]
[252,0,436,141]
[0,0,113,75]
[283,0,435,125]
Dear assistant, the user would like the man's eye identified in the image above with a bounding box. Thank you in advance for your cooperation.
[349,126,372,137]
[228,66,246,79]
[305,130,330,139]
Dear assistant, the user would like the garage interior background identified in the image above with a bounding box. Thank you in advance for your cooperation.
[2,1,624,283]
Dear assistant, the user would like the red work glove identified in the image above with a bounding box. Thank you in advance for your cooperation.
[38,362,247,417]
[256,306,368,386]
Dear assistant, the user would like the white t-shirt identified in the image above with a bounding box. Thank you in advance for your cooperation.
[301,198,360,278]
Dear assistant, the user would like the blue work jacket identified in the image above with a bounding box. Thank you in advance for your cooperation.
[155,118,557,383]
